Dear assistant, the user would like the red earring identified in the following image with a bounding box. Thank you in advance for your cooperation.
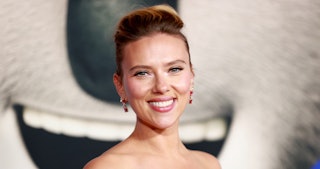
[189,91,193,104]
[120,98,128,112]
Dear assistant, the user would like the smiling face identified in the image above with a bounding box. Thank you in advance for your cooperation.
[113,33,194,129]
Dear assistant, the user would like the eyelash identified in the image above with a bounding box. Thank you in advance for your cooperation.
[134,71,149,77]
[133,67,184,77]
[169,67,183,73]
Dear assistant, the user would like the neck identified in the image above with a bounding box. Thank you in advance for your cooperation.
[128,119,187,155]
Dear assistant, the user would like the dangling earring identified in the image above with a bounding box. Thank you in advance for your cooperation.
[120,98,128,112]
[189,90,193,104]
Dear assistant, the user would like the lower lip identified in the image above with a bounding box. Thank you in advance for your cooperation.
[149,99,175,113]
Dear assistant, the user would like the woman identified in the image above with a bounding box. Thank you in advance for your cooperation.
[84,4,221,169]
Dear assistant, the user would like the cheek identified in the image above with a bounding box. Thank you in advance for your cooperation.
[123,78,148,100]
[173,74,193,94]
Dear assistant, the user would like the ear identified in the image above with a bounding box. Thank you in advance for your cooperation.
[113,73,125,99]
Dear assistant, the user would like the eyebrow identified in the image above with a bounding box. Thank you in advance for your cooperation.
[167,59,187,66]
[129,59,187,72]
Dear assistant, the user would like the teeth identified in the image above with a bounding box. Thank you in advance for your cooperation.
[23,107,227,143]
[149,100,173,107]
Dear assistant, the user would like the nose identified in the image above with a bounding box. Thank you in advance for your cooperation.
[152,73,169,94]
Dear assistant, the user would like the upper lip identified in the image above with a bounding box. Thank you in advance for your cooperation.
[147,96,175,102]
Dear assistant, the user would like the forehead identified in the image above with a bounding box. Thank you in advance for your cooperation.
[122,33,189,65]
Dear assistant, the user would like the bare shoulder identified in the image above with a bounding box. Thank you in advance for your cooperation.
[83,153,116,169]
[83,140,138,169]
[191,150,222,169]
[83,152,132,169]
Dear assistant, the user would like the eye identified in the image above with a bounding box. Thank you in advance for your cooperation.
[169,67,183,73]
[134,71,149,77]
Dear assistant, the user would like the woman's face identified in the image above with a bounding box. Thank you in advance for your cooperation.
[114,33,194,129]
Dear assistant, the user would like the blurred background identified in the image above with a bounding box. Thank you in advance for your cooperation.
[1,0,319,169]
